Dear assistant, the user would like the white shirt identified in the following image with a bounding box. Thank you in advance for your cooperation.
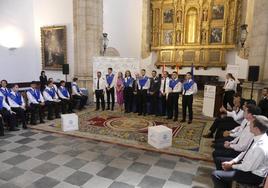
[224,78,236,92]
[230,120,254,151]
[93,77,106,91]
[168,79,182,93]
[182,79,198,95]
[52,84,58,92]
[58,86,70,99]
[7,91,25,108]
[26,88,44,105]
[137,76,150,90]
[72,82,83,96]
[160,77,170,94]
[227,108,244,124]
[230,119,248,138]
[0,97,11,111]
[0,87,9,99]
[105,73,116,88]
[43,87,59,102]
[232,134,268,177]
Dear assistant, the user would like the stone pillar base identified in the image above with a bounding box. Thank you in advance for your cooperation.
[241,82,268,102]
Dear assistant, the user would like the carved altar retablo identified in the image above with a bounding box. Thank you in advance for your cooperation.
[151,0,241,69]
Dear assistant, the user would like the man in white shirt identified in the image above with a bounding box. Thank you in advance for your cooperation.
[212,115,268,188]
[26,81,45,125]
[93,71,106,111]
[58,80,73,114]
[43,80,61,120]
[8,84,27,129]
[0,80,10,99]
[167,71,182,121]
[137,69,150,116]
[105,68,115,111]
[181,72,198,124]
[72,77,88,110]
[223,73,236,109]
[160,71,170,116]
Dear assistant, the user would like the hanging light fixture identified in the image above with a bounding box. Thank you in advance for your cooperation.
[102,33,109,56]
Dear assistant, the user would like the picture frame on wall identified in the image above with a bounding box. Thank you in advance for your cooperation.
[210,28,222,43]
[212,5,224,20]
[41,25,67,70]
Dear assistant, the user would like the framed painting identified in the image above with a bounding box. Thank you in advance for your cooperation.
[41,25,67,70]
[212,5,224,20]
[210,28,222,43]
[163,9,174,23]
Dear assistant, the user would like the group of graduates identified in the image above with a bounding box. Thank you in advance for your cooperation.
[203,88,268,188]
[93,68,198,123]
[0,77,88,137]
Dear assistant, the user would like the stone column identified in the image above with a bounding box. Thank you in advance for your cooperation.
[141,0,151,59]
[73,0,103,102]
[242,0,268,101]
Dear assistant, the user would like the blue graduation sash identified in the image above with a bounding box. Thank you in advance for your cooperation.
[8,92,22,105]
[0,96,3,110]
[59,87,69,98]
[169,79,180,90]
[106,74,114,86]
[124,77,133,87]
[183,80,194,91]
[0,88,9,97]
[139,76,148,88]
[72,84,80,92]
[28,89,41,102]
[45,88,56,98]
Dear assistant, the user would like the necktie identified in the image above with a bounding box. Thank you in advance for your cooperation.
[238,139,254,163]
[163,78,166,93]
[97,79,100,90]
[235,122,248,144]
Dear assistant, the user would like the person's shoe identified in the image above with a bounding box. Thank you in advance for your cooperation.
[23,125,28,129]
[143,113,146,116]
[55,115,61,119]
[211,143,215,148]
[180,119,186,123]
[203,132,213,138]
[173,118,178,122]
[138,113,142,116]
[106,107,110,110]
[30,121,37,125]
[188,121,192,124]
[166,117,172,120]
[9,128,20,131]
[95,108,99,111]
[0,132,4,136]
[47,117,54,120]
[102,109,105,111]
[40,120,45,124]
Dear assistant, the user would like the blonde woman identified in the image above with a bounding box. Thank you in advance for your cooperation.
[116,72,124,111]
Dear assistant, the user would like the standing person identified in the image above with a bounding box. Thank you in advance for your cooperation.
[93,71,106,111]
[27,81,45,125]
[181,72,198,124]
[137,69,150,116]
[7,84,27,129]
[105,68,115,111]
[258,88,268,118]
[39,71,48,91]
[223,73,237,109]
[160,71,170,116]
[43,81,61,120]
[123,70,134,113]
[72,78,88,110]
[132,73,140,113]
[116,72,124,112]
[58,80,73,114]
[167,71,182,121]
[149,70,161,115]
[0,80,10,99]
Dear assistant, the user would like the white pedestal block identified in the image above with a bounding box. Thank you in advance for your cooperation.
[148,125,172,149]
[61,113,79,132]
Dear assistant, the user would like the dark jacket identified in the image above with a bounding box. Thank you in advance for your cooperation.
[258,97,268,118]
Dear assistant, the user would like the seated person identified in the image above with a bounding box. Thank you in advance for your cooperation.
[0,79,10,99]
[0,95,19,135]
[27,81,45,125]
[258,88,268,118]
[72,77,88,110]
[204,94,245,139]
[7,84,27,129]
[43,80,61,120]
[213,104,262,166]
[58,80,73,114]
[48,78,58,92]
[211,115,268,188]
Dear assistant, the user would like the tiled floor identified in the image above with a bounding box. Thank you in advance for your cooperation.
[0,129,214,188]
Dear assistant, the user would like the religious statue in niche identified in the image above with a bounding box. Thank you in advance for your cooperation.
[201,29,207,43]
[212,5,224,20]
[202,9,208,21]
[163,9,174,23]
[211,28,222,43]
[163,30,173,45]
[176,31,182,44]
[176,10,182,23]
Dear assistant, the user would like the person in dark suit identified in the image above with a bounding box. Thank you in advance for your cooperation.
[258,88,268,118]
[149,70,161,115]
[132,73,139,113]
[39,71,48,91]
[123,70,134,113]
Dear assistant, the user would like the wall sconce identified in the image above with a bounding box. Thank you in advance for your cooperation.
[102,33,109,56]
[0,26,23,51]
[240,24,248,48]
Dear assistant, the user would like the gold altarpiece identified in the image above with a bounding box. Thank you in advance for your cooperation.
[151,0,241,69]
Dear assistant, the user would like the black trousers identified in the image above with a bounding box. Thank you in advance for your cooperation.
[0,116,4,136]
[137,89,147,115]
[223,90,235,109]
[46,101,60,119]
[95,90,105,110]
[123,87,133,113]
[60,99,73,114]
[133,93,139,113]
[11,107,26,126]
[0,108,17,131]
[214,156,233,170]
[161,94,168,116]
[212,169,264,188]
[29,103,44,124]
[167,92,179,119]
[212,148,241,160]
[73,95,88,109]
[150,92,159,115]
[106,87,115,110]
[182,94,193,121]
